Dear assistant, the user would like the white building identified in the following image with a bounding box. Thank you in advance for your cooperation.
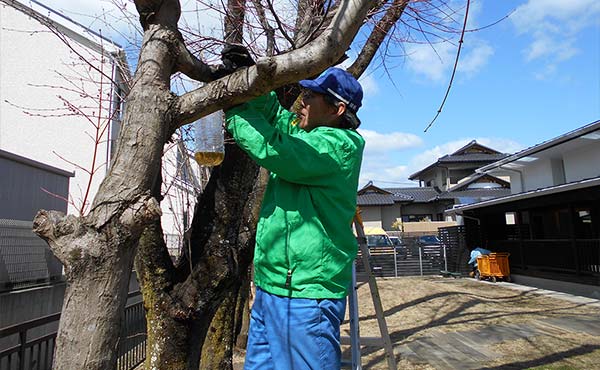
[1,0,204,259]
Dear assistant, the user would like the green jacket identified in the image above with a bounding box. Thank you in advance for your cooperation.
[226,92,365,299]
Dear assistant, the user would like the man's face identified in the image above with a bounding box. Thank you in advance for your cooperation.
[299,89,341,131]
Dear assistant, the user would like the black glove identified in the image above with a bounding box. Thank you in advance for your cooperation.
[212,44,255,79]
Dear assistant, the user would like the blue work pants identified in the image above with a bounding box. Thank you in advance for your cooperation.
[244,287,346,370]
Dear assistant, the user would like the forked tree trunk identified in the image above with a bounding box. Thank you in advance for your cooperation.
[33,23,177,370]
[136,141,263,369]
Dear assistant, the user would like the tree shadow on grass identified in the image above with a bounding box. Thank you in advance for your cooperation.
[342,287,597,368]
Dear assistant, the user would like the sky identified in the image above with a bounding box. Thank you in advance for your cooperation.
[33,0,600,188]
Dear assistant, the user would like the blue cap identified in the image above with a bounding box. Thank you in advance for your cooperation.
[299,67,363,112]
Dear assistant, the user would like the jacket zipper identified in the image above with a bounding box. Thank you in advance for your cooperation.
[285,221,293,288]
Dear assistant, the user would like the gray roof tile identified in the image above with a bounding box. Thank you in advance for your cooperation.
[357,193,395,205]
[438,153,507,163]
[385,187,440,202]
[436,188,511,200]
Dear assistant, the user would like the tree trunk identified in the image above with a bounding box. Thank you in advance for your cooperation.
[200,286,239,370]
[135,138,262,369]
[33,22,176,369]
[52,248,136,369]
[234,267,252,350]
[136,221,194,369]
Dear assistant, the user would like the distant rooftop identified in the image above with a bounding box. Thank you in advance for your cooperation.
[409,140,508,180]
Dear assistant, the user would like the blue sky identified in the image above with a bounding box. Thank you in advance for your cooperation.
[38,0,600,188]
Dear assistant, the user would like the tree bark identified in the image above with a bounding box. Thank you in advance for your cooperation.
[33,13,180,370]
[200,286,239,370]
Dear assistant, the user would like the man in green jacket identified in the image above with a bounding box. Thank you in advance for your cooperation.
[226,67,365,369]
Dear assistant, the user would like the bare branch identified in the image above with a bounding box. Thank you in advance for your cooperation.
[174,0,373,127]
[424,0,471,132]
[266,0,296,47]
[250,0,277,56]
[347,0,409,78]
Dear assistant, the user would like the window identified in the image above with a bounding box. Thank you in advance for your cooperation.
[401,214,433,222]
[505,212,516,225]
[574,207,597,238]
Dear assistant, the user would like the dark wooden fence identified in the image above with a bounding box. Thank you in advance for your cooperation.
[0,291,146,370]
[489,238,600,285]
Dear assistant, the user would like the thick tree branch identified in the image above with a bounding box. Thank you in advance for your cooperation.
[347,0,409,78]
[174,40,220,82]
[174,0,372,127]
[251,0,277,56]
[224,0,246,44]
[134,0,181,30]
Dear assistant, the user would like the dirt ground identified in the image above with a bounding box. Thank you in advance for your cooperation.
[234,276,600,369]
[340,276,600,369]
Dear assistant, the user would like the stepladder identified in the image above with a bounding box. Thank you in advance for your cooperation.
[343,208,398,370]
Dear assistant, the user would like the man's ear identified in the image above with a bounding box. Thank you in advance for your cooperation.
[333,102,347,118]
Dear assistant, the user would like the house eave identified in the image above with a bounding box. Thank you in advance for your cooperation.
[446,176,600,214]
[477,119,600,173]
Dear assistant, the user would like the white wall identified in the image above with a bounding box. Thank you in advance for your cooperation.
[161,141,203,256]
[360,206,382,228]
[0,4,118,215]
[563,142,600,182]
[521,159,554,191]
[381,204,401,230]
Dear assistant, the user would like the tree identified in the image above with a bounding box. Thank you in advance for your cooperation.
[30,0,372,368]
[32,0,469,368]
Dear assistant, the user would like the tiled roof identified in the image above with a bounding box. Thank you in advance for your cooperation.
[438,153,507,163]
[436,188,511,200]
[357,185,510,206]
[385,187,440,202]
[450,140,502,156]
[356,193,395,206]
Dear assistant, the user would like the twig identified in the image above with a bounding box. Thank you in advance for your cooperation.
[424,0,470,132]
[265,0,295,47]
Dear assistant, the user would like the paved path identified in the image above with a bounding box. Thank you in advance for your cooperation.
[395,316,600,369]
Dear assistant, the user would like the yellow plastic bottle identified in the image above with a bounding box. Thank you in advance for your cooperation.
[194,111,224,166]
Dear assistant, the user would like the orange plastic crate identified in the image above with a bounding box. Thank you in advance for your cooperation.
[476,252,510,281]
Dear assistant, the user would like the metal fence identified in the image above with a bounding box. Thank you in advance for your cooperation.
[0,291,146,370]
[0,220,63,292]
[355,227,472,279]
[356,244,449,279]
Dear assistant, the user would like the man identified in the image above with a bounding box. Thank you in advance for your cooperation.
[226,67,365,369]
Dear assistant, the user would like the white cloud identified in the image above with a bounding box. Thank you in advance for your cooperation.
[512,0,600,30]
[404,0,493,82]
[357,129,423,187]
[511,0,600,77]
[406,38,493,82]
[359,136,524,188]
[459,42,494,75]
[406,42,454,82]
[358,74,379,97]
[359,129,422,153]
[359,163,414,188]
